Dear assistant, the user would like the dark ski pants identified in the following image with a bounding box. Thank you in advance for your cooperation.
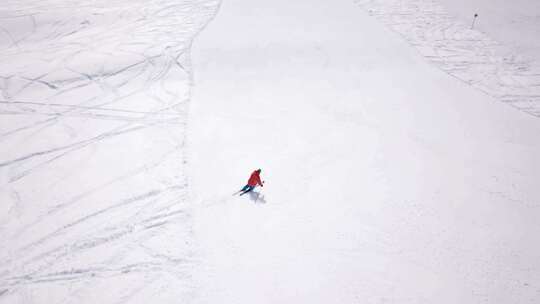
[240,185,254,195]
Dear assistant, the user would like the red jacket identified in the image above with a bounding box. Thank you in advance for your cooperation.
[247,170,263,187]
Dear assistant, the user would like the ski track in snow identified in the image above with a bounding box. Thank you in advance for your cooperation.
[355,0,540,117]
[0,1,218,303]
[1,0,539,303]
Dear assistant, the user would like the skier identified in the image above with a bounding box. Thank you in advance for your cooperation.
[239,169,264,195]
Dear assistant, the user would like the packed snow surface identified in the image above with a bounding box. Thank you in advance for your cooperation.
[0,1,217,303]
[190,0,540,303]
[356,0,540,117]
[439,0,540,59]
[1,0,540,303]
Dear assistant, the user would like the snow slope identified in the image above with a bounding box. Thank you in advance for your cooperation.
[438,0,540,60]
[189,0,540,303]
[1,0,539,303]
[0,1,217,303]
[355,0,540,117]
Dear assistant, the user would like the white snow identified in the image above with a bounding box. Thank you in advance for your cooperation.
[355,0,540,117]
[0,1,217,303]
[1,0,539,303]
[438,0,540,60]
[189,0,540,303]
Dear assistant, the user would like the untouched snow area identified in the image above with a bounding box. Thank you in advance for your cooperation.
[190,0,540,303]
[1,0,540,303]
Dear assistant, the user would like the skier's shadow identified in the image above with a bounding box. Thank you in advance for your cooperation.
[248,191,266,204]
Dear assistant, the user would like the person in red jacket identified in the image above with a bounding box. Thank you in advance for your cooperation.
[239,169,264,195]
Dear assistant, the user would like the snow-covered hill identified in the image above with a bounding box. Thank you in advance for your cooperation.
[439,0,540,60]
[0,1,217,303]
[356,0,540,117]
[1,0,539,303]
[189,0,540,303]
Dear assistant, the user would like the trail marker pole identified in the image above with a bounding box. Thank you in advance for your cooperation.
[471,13,478,29]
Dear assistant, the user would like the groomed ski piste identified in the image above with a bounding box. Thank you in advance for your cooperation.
[2,0,540,303]
[356,0,540,116]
